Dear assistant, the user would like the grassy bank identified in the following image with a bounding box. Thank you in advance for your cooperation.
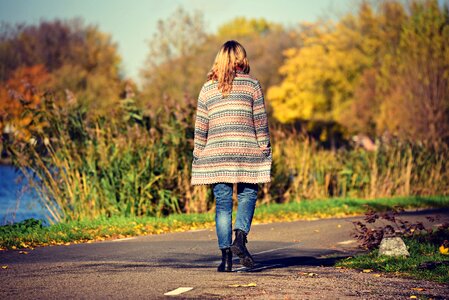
[337,238,449,283]
[1,195,448,251]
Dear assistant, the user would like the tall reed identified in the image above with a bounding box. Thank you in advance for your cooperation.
[7,92,449,223]
[268,127,449,202]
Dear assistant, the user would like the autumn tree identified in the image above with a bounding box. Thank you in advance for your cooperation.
[0,65,49,143]
[267,14,372,125]
[140,7,210,107]
[140,11,299,110]
[0,19,123,113]
[341,1,406,136]
[48,24,123,112]
[216,17,300,91]
[267,0,449,147]
[376,0,449,145]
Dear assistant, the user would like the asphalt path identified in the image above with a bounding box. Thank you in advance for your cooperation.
[1,208,448,299]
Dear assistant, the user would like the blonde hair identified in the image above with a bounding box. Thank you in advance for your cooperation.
[207,40,250,96]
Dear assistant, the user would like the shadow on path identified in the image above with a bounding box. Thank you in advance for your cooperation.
[232,247,354,273]
[15,246,356,277]
[152,246,357,273]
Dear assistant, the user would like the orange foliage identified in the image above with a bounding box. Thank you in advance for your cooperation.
[0,65,49,140]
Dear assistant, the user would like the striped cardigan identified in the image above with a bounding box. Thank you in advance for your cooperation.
[191,72,272,185]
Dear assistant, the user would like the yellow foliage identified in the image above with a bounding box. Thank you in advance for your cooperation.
[228,282,257,288]
[267,17,373,124]
[217,17,280,39]
[267,1,414,133]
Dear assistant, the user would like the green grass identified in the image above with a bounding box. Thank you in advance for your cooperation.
[336,237,449,283]
[1,195,448,250]
[0,213,216,250]
[254,195,449,220]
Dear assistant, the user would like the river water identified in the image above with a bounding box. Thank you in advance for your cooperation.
[0,165,49,225]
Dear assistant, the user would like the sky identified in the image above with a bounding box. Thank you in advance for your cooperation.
[0,0,355,83]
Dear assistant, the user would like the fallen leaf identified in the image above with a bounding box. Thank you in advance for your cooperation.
[18,251,28,255]
[164,287,193,296]
[229,283,257,288]
[1,266,8,269]
[362,269,373,273]
[410,296,417,299]
[411,288,425,291]
[439,245,448,255]
[299,272,318,277]
[337,224,342,228]
[373,274,381,277]
[314,230,320,233]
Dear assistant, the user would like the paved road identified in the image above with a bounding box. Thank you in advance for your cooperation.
[1,208,448,299]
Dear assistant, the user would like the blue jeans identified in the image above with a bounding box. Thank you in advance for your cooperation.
[212,182,259,249]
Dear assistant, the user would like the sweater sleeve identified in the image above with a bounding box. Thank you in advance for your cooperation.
[193,86,209,158]
[252,80,271,149]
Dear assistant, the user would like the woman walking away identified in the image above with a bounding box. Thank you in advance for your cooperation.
[191,40,272,272]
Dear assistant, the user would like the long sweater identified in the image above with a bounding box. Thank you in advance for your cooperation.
[191,72,272,185]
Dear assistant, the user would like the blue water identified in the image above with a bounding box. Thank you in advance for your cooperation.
[0,165,50,225]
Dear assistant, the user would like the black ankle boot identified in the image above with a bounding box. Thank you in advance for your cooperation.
[230,229,255,268]
[217,248,232,272]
